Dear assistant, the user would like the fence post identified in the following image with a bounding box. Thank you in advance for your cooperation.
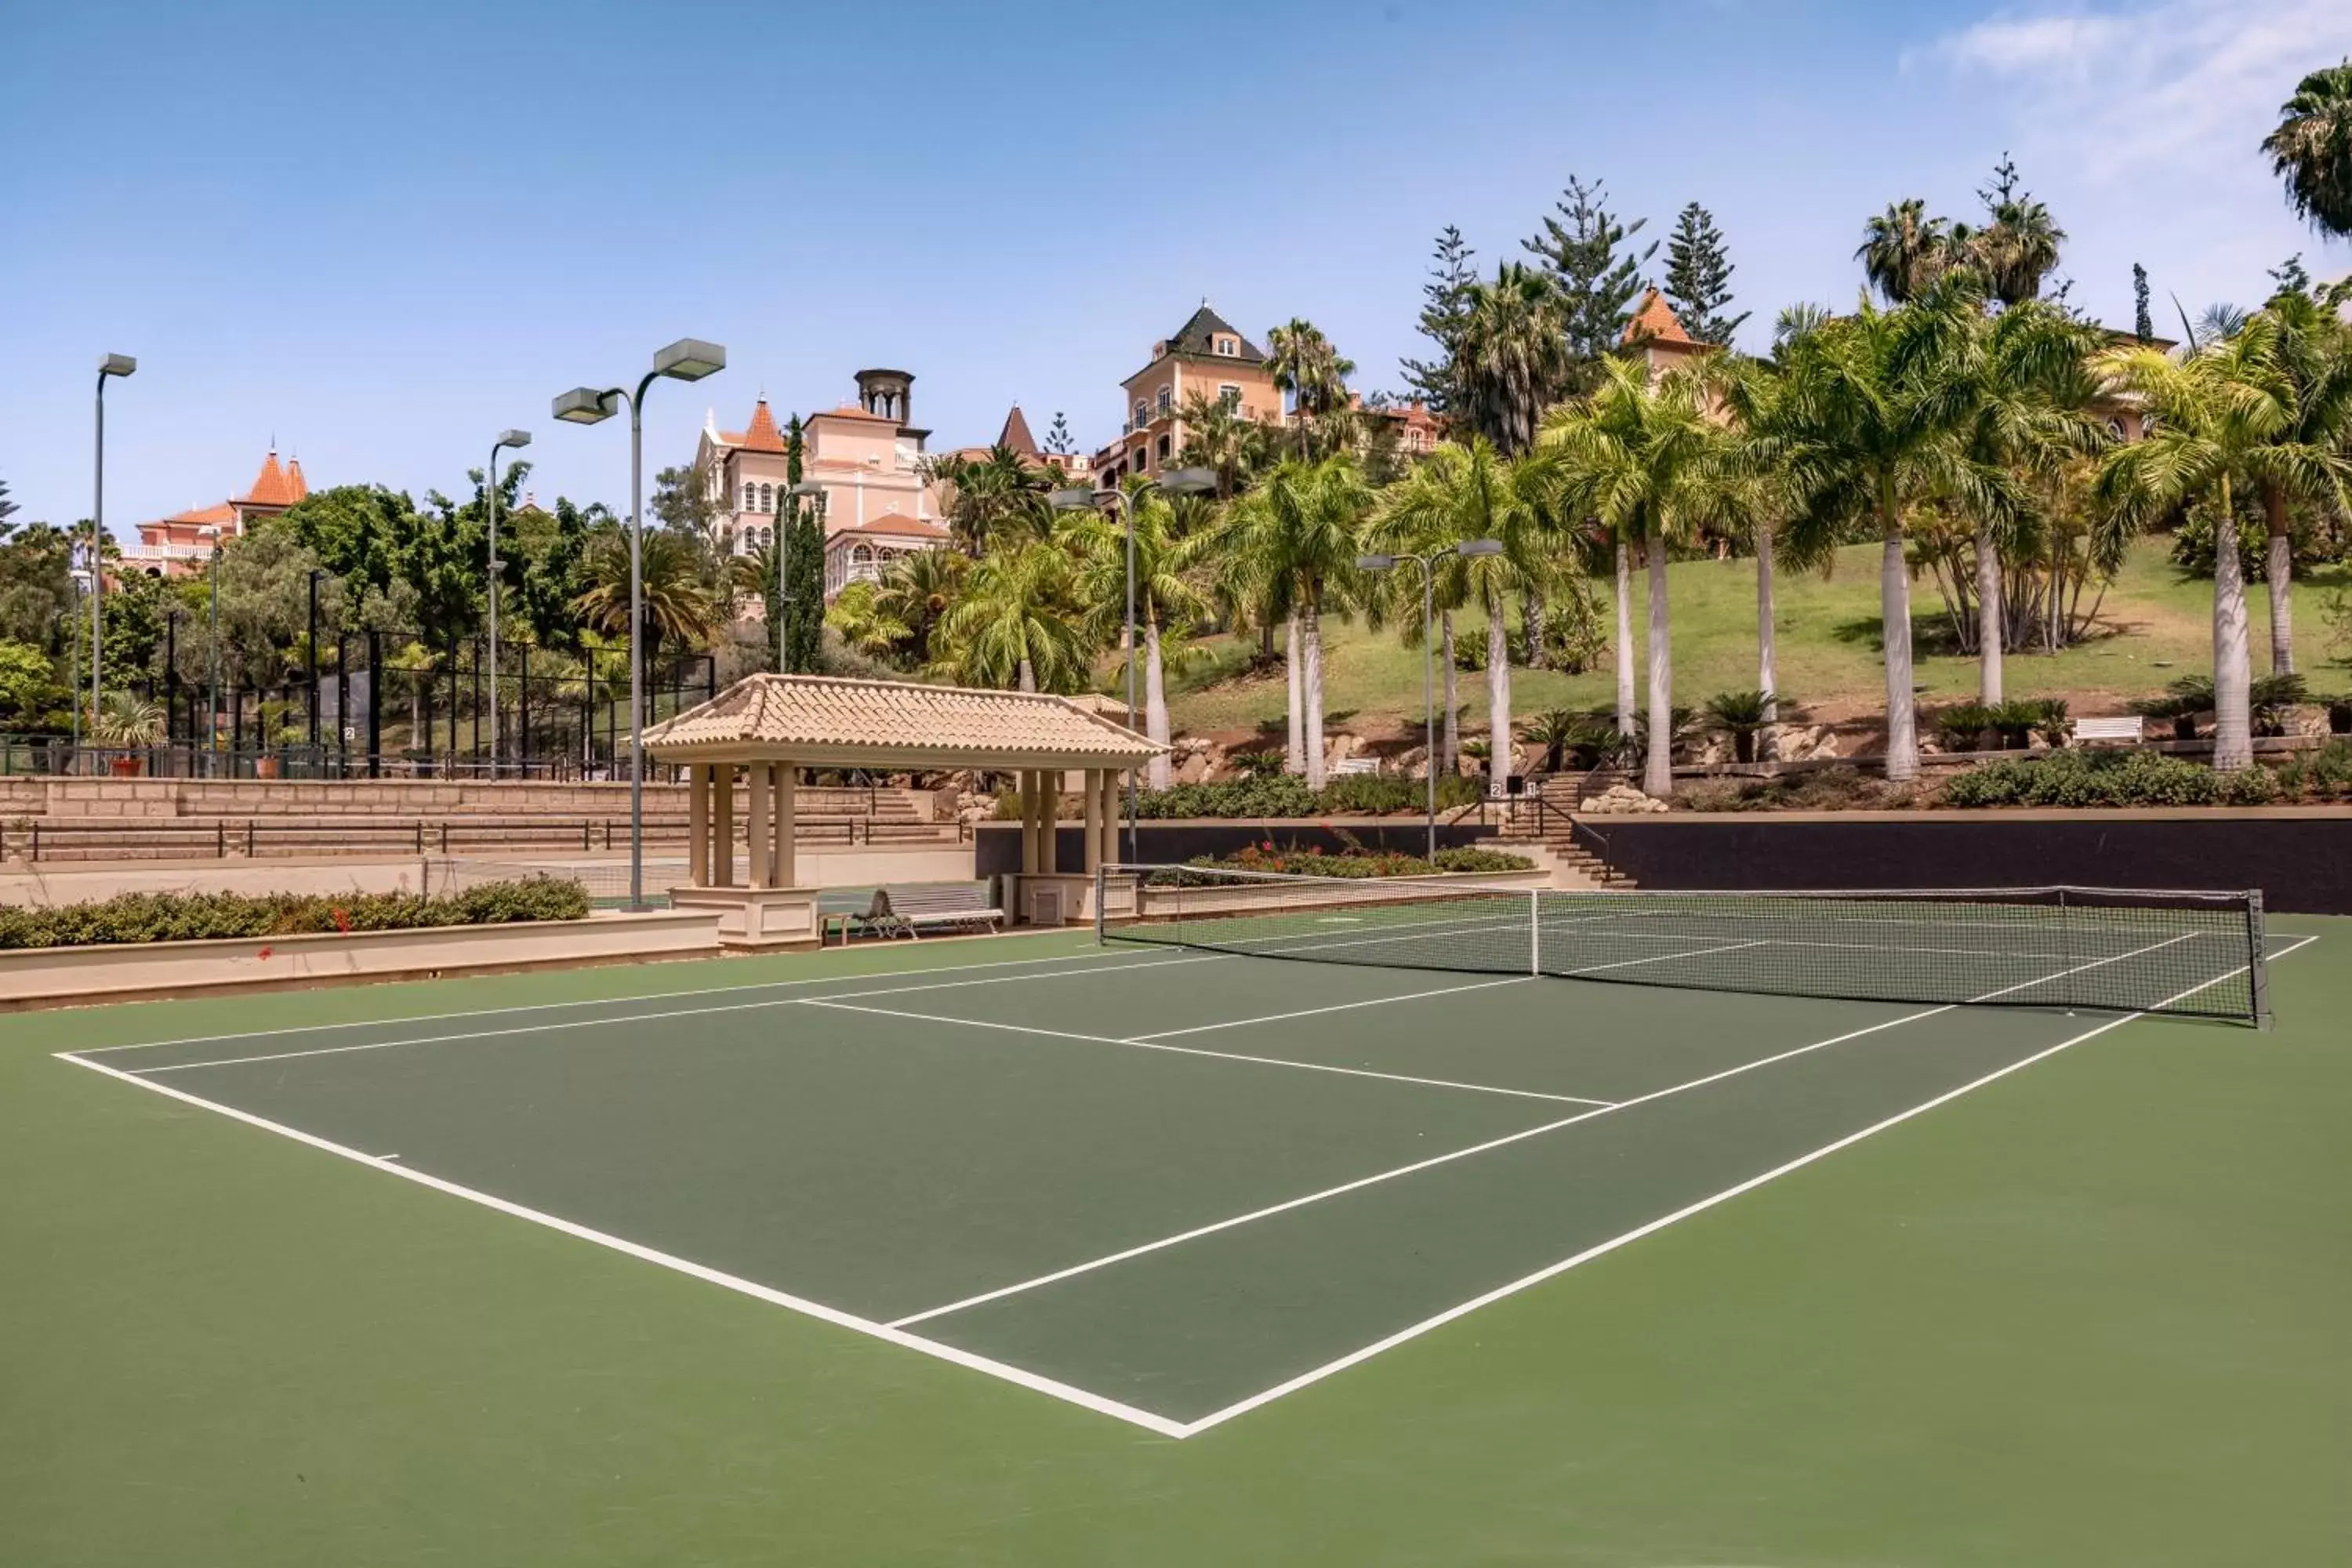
[447,637,460,768]
[366,630,383,779]
[518,641,531,777]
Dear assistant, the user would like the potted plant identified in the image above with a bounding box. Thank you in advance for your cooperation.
[90,693,166,775]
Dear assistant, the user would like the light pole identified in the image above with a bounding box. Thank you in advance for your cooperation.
[486,428,531,777]
[91,354,136,763]
[785,479,827,673]
[1357,538,1503,862]
[1051,466,1216,863]
[554,338,726,909]
[67,568,89,767]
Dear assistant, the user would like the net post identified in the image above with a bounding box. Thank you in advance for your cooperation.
[1094,862,1107,947]
[2060,887,2074,1014]
[1529,887,1541,977]
[2246,888,2270,1029]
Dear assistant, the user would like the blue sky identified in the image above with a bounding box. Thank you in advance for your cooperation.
[5,0,2348,537]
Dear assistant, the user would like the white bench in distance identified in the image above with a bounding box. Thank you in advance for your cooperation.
[854,882,1004,940]
[1331,757,1382,776]
[2071,716,2143,747]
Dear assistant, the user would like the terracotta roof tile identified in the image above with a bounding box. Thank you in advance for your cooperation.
[997,405,1038,455]
[739,398,787,452]
[826,514,949,543]
[644,674,1162,765]
[162,503,237,526]
[1624,287,1697,347]
[240,448,302,508]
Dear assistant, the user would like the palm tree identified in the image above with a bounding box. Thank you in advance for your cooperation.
[1972,197,2067,307]
[822,582,913,662]
[1265,319,1356,456]
[2263,60,2352,239]
[1370,438,1551,797]
[1740,275,2013,782]
[1454,263,1573,456]
[1205,456,1373,786]
[572,530,720,661]
[1073,494,1208,789]
[2095,315,2350,770]
[2250,289,2352,673]
[1174,389,1276,500]
[933,540,1089,693]
[1542,359,1724,796]
[1857,199,1958,304]
[929,445,1051,556]
[872,546,967,664]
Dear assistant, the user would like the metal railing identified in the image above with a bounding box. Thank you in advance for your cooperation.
[1,815,967,862]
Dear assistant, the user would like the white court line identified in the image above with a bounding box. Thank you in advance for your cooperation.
[78,942,1160,1056]
[884,927,2214,1331]
[1130,976,1541,1042]
[802,984,1610,1107]
[1559,938,1770,976]
[1174,930,2322,1436]
[49,1049,1188,1440]
[127,953,1219,1077]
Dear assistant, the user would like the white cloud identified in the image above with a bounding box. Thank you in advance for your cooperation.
[1920,0,2352,180]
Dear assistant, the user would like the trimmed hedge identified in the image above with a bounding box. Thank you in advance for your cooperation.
[1942,750,2281,809]
[0,878,590,951]
[1131,772,1485,820]
[1158,844,1536,882]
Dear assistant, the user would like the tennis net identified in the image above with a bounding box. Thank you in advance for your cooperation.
[1097,864,2268,1023]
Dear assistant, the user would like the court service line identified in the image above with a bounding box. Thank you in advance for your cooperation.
[78,942,1163,1056]
[800,987,1613,1107]
[1174,931,2323,1436]
[882,927,2212,1330]
[47,1049,1190,1441]
[122,953,1219,1076]
[1129,976,1544,1042]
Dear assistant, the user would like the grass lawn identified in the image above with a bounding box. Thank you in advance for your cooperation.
[1166,538,2352,743]
[3,924,2345,1565]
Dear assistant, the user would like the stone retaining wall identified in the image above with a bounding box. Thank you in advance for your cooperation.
[1,778,927,821]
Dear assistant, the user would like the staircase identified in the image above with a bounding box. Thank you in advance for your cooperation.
[1490,774,1639,890]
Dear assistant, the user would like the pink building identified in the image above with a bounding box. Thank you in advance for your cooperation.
[696,370,941,561]
[122,447,308,577]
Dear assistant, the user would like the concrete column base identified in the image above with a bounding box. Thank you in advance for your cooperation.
[669,884,824,951]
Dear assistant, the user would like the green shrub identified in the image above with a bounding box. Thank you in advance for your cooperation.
[2276,739,2352,797]
[1935,703,1996,751]
[0,878,589,951]
[1156,842,1534,882]
[1131,771,1482,820]
[1944,750,2225,809]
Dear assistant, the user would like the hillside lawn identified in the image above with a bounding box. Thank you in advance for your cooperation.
[1163,539,2352,746]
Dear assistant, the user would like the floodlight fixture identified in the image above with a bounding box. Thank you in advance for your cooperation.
[1356,554,1398,572]
[1456,538,1505,557]
[553,387,618,424]
[99,354,136,379]
[497,428,532,450]
[652,338,726,381]
[1049,487,1098,511]
[1159,466,1218,495]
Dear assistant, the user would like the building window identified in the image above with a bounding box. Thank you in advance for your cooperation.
[1156,434,1171,460]
[757,483,772,513]
[1215,337,1237,357]
[1156,386,1172,416]
[743,482,757,511]
[1134,400,1148,429]
[1218,383,1241,409]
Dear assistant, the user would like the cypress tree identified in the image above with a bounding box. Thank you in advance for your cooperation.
[782,416,825,673]
[2132,263,2153,343]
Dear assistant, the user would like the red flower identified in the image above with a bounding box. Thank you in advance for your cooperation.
[331,906,352,935]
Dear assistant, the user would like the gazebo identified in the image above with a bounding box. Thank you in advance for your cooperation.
[642,674,1163,949]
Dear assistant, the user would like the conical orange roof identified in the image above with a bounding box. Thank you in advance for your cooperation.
[740,398,787,453]
[241,448,301,507]
[996,405,1038,456]
[284,456,308,503]
[1624,287,1697,347]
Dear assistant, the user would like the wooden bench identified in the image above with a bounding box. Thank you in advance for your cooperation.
[2071,716,2143,747]
[833,882,1004,942]
[1331,757,1381,776]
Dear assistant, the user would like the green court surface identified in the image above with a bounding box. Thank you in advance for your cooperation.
[5,919,2347,1565]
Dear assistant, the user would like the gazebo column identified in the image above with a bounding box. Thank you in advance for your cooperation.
[746,762,771,888]
[1081,768,1102,874]
[712,765,735,887]
[773,763,796,887]
[688,764,711,887]
[1039,771,1058,875]
[1098,768,1121,869]
[1020,771,1041,875]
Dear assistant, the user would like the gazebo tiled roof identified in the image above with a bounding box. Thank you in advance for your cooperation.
[644,674,1163,769]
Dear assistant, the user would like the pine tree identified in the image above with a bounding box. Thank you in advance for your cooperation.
[2268,253,2314,300]
[1400,225,1477,413]
[784,416,825,673]
[2132,263,2154,343]
[1044,412,1075,456]
[0,480,17,539]
[1523,175,1657,379]
[1661,201,1748,346]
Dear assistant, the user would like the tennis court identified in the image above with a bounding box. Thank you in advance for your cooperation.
[53,876,2307,1437]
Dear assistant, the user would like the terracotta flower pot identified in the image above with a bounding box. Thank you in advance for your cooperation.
[108,755,144,778]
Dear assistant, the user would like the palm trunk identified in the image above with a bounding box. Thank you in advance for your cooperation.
[2264,485,2293,673]
[1880,515,1918,783]
[1521,585,1546,669]
[1755,520,1778,762]
[2212,480,2253,771]
[1283,614,1304,773]
[1644,532,1673,798]
[1976,522,2004,706]
[1144,616,1171,791]
[1302,596,1327,789]
[1018,655,1035,694]
[1613,539,1635,738]
[1439,609,1459,776]
[1485,587,1511,799]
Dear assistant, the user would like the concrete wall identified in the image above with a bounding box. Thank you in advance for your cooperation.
[974,819,1501,879]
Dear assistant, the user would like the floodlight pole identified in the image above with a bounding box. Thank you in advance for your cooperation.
[1361,539,1500,864]
[91,354,136,763]
[486,429,530,777]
